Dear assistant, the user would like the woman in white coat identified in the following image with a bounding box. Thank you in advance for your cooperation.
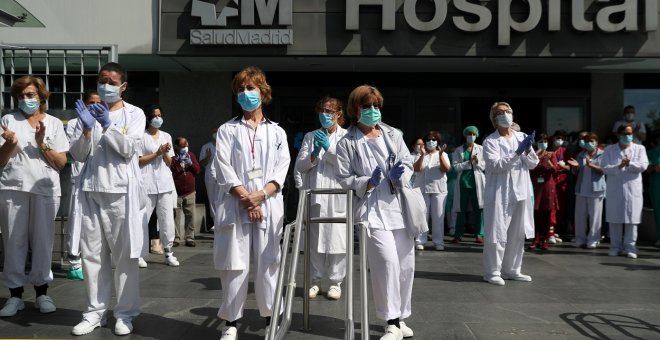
[294,96,348,300]
[601,124,649,259]
[213,67,290,340]
[452,126,486,244]
[336,85,415,340]
[0,76,68,317]
[413,130,450,250]
[482,102,538,286]
[138,104,179,267]
[69,62,146,336]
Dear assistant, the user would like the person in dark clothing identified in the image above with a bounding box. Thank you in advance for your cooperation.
[171,137,201,247]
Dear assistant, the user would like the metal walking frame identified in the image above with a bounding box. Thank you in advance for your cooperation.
[267,188,370,340]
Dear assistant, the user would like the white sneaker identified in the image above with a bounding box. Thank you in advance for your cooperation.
[35,295,56,313]
[548,236,557,244]
[220,326,237,340]
[114,318,133,335]
[627,253,638,259]
[138,257,148,268]
[0,297,24,317]
[327,285,341,300]
[380,324,403,340]
[483,276,505,286]
[415,244,424,250]
[308,285,320,299]
[399,321,414,338]
[72,318,106,335]
[502,273,532,282]
[164,254,180,267]
[448,227,456,236]
[434,244,445,251]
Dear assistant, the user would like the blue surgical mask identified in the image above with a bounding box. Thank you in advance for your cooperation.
[237,90,261,112]
[150,116,163,129]
[584,142,596,152]
[319,112,334,129]
[495,113,513,128]
[179,147,189,154]
[358,106,381,127]
[18,98,40,115]
[426,140,437,150]
[97,83,122,103]
[466,135,476,144]
[620,134,633,145]
[578,139,586,149]
[537,142,548,150]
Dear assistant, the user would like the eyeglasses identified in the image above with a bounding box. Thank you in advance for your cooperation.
[360,103,381,110]
[494,109,512,116]
[425,138,437,141]
[20,91,38,99]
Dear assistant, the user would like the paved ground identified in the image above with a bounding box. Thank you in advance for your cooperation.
[1,233,660,340]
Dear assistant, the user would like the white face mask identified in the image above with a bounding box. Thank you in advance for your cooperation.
[180,147,189,154]
[97,83,123,103]
[554,139,563,147]
[466,135,476,144]
[625,113,635,122]
[426,140,438,150]
[495,113,513,128]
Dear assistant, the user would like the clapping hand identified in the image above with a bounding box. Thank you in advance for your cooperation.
[369,166,384,187]
[389,160,405,181]
[35,121,46,146]
[74,99,96,130]
[1,125,17,145]
[89,103,112,129]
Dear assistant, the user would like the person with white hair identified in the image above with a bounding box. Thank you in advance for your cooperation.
[482,102,538,286]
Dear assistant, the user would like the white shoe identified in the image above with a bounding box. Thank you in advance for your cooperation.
[380,325,403,340]
[502,273,532,282]
[327,285,341,300]
[415,244,424,250]
[627,253,638,259]
[448,227,456,236]
[164,254,180,267]
[220,326,237,340]
[548,236,557,244]
[0,297,24,317]
[138,257,148,268]
[586,244,598,249]
[308,285,320,299]
[399,321,414,338]
[72,318,106,335]
[608,250,620,257]
[434,244,445,251]
[35,295,56,313]
[483,276,505,286]
[114,318,133,335]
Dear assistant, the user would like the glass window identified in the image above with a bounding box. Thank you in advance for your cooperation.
[624,89,660,130]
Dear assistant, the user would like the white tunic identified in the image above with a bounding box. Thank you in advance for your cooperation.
[199,141,216,182]
[482,130,538,243]
[414,151,450,194]
[294,127,348,253]
[138,130,176,195]
[0,112,69,196]
[601,143,648,224]
[65,118,84,179]
[213,116,290,270]
[451,143,486,212]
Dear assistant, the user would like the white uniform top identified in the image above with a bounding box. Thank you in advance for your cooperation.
[482,130,538,243]
[200,141,217,184]
[414,151,449,194]
[601,143,649,224]
[0,112,68,196]
[65,118,84,179]
[294,127,348,253]
[138,130,176,194]
[451,143,486,211]
[612,120,646,144]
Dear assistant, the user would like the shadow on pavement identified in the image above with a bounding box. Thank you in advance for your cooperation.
[560,312,660,340]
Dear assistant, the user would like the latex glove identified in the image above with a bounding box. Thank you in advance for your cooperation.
[314,130,330,151]
[388,160,405,182]
[369,166,383,187]
[89,103,112,129]
[183,157,192,166]
[74,99,96,129]
[311,138,322,158]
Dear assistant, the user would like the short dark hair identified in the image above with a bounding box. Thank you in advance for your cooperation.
[100,62,127,83]
[175,136,187,147]
[144,104,162,128]
[82,89,99,104]
[617,123,633,135]
[623,105,635,112]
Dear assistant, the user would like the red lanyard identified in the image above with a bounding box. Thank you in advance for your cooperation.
[245,121,258,165]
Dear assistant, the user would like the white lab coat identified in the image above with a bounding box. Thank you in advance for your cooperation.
[139,130,176,195]
[601,143,649,224]
[451,143,486,212]
[65,117,84,256]
[482,130,538,243]
[212,116,290,270]
[294,127,348,254]
[200,141,218,219]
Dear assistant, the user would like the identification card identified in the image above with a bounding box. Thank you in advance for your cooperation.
[247,167,263,180]
[537,177,545,183]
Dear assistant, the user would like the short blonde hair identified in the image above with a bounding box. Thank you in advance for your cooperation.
[347,85,384,125]
[10,75,49,112]
[231,66,272,104]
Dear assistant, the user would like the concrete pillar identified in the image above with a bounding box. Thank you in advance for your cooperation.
[590,73,624,140]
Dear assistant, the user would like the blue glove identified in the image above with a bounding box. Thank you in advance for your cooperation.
[183,157,192,166]
[369,166,383,187]
[89,103,112,129]
[74,99,96,130]
[314,130,330,151]
[388,160,405,181]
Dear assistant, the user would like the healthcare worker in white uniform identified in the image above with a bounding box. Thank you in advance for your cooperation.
[138,104,179,267]
[601,124,649,259]
[412,130,450,251]
[294,96,348,300]
[335,85,415,340]
[0,76,68,317]
[69,62,147,336]
[199,127,218,232]
[213,67,290,340]
[65,90,102,281]
[482,102,538,286]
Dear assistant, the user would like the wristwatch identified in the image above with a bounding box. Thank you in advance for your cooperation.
[39,142,52,153]
[262,189,269,200]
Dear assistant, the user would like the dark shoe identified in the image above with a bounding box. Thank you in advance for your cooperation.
[475,237,484,244]
[541,240,549,250]
[173,241,180,247]
[451,237,461,244]
[185,240,196,247]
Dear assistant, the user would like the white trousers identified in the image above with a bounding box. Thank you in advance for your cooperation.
[483,200,526,278]
[416,193,446,246]
[79,192,140,322]
[205,174,217,220]
[0,190,58,288]
[67,181,82,257]
[367,228,415,321]
[609,223,638,254]
[310,223,346,285]
[217,224,279,322]
[146,192,176,250]
[574,195,604,247]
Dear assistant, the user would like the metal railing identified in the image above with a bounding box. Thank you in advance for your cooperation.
[268,188,370,340]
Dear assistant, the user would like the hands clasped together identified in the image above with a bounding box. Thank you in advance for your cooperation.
[240,190,266,222]
[75,99,112,129]
[311,130,330,157]
[516,130,536,155]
